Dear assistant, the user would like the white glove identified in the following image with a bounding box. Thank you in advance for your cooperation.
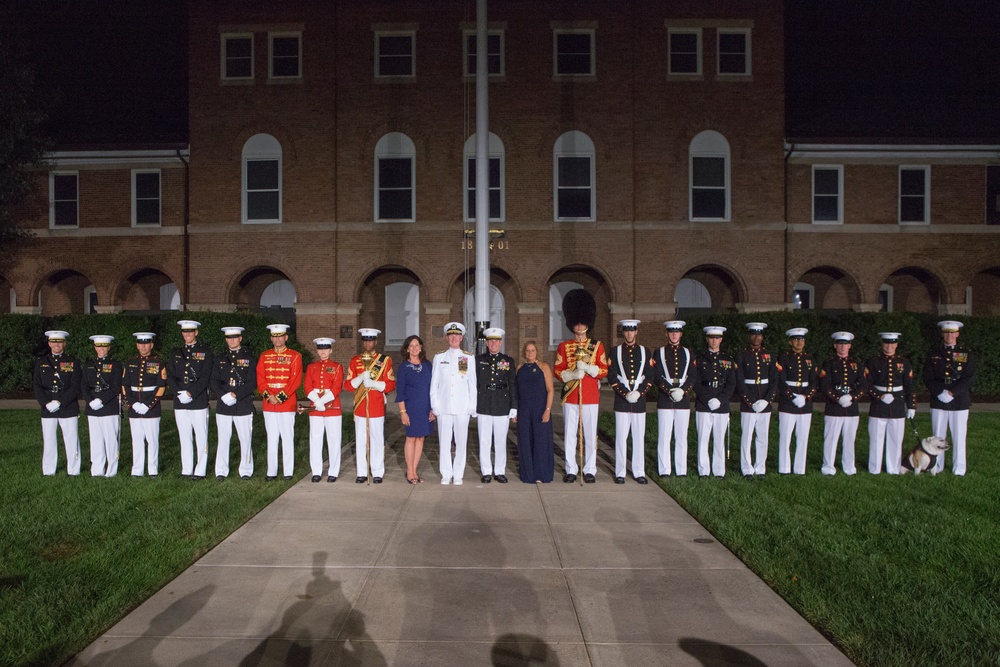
[221,393,237,406]
[792,394,806,408]
[707,397,721,411]
[669,388,684,402]
[576,361,592,374]
[321,389,335,403]
[370,380,386,392]
[46,400,60,413]
[626,390,640,404]
[752,399,769,413]
[881,393,894,405]
[508,409,517,419]
[177,391,192,404]
[583,363,599,378]
[89,398,104,410]
[313,402,326,412]
[307,389,321,403]
[907,408,916,419]
[350,374,365,389]
[562,369,583,382]
[837,394,853,408]
[362,375,375,388]
[937,390,954,404]
[132,402,148,415]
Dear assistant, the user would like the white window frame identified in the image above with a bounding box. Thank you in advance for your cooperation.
[84,285,97,314]
[689,130,730,221]
[552,29,595,77]
[131,169,162,227]
[463,29,505,78]
[242,134,282,224]
[375,132,416,223]
[811,165,844,224]
[463,133,505,223]
[553,131,596,222]
[50,171,79,229]
[668,28,702,77]
[268,32,302,80]
[375,31,416,78]
[717,28,751,76]
[793,282,815,310]
[221,33,254,81]
[899,165,930,224]
[879,283,894,313]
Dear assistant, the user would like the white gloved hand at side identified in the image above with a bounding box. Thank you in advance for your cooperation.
[881,393,894,405]
[937,390,954,404]
[132,402,148,415]
[838,394,853,408]
[707,397,721,411]
[669,388,684,402]
[626,390,640,404]
[792,394,806,408]
[89,398,104,410]
[752,399,769,413]
[46,400,61,413]
[350,374,365,389]
[907,408,916,419]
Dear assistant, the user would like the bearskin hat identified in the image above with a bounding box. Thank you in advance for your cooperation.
[562,289,596,331]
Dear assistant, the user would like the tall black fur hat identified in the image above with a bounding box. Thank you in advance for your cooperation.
[563,289,596,331]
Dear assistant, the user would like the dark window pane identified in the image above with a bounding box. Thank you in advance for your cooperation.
[135,172,159,199]
[272,37,298,57]
[379,55,412,76]
[671,33,697,53]
[489,157,500,186]
[489,190,501,219]
[379,158,411,189]
[467,158,476,188]
[467,196,475,220]
[814,169,839,195]
[379,35,412,57]
[488,54,501,73]
[247,192,279,220]
[692,190,726,218]
[558,157,591,187]
[671,53,697,73]
[53,174,77,200]
[557,33,591,54]
[719,53,746,74]
[487,34,501,52]
[227,38,251,58]
[901,169,925,195]
[557,53,591,74]
[692,157,724,187]
[136,199,160,224]
[272,56,299,77]
[558,189,591,219]
[379,190,412,220]
[718,33,745,53]
[247,160,278,190]
[53,201,77,226]
[900,197,925,222]
[227,59,251,78]
[814,196,839,221]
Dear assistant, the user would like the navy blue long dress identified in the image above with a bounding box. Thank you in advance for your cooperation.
[516,362,554,482]
[396,360,433,437]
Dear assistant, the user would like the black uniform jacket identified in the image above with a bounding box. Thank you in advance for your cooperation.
[864,354,914,419]
[211,346,258,416]
[652,344,696,410]
[476,352,518,416]
[923,343,976,411]
[124,355,167,418]
[608,343,654,413]
[33,353,81,418]
[818,355,864,417]
[775,351,818,415]
[692,350,736,414]
[81,356,124,417]
[167,342,214,410]
[734,347,777,413]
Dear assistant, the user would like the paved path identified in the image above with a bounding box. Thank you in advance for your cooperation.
[67,405,855,667]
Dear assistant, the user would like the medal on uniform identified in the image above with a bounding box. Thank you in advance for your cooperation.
[458,357,468,374]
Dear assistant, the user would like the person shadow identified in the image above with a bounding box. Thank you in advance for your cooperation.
[678,637,768,666]
[490,633,560,666]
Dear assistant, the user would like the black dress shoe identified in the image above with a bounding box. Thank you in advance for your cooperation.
[563,473,577,483]
[327,476,337,483]
[614,476,625,484]
[495,475,508,483]
[356,476,366,484]
[743,474,753,480]
[584,473,596,484]
[481,475,492,483]
[216,475,225,481]
[241,475,250,480]
[265,476,277,481]
[283,475,293,480]
[373,477,383,484]
[311,475,321,483]
[635,476,648,484]
[193,475,205,481]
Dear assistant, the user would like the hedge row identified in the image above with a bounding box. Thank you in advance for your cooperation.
[0,312,307,395]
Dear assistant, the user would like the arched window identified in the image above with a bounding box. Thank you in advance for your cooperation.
[463,133,505,222]
[386,282,420,347]
[793,282,814,310]
[674,278,712,310]
[242,134,282,223]
[689,130,730,221]
[553,131,595,221]
[464,285,505,352]
[375,132,416,222]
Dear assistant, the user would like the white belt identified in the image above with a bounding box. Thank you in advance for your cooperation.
[129,386,155,392]
[785,381,809,387]
[744,378,769,384]
[874,385,903,393]
[267,383,285,388]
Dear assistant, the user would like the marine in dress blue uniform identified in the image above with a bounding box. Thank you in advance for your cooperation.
[166,320,214,479]
[211,326,257,479]
[818,332,863,476]
[775,328,818,475]
[693,326,736,477]
[476,328,518,483]
[33,330,82,476]
[608,319,653,484]
[864,332,915,475]
[652,321,696,477]
[81,335,123,477]
[734,322,776,478]
[924,320,976,475]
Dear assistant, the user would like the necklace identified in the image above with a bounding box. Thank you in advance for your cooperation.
[407,361,423,372]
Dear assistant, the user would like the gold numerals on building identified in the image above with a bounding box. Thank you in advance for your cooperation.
[461,239,510,251]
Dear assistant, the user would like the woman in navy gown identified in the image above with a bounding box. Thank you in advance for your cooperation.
[516,341,555,482]
[396,335,434,483]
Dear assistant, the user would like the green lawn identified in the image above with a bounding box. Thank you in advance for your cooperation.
[599,410,1000,667]
[0,409,352,667]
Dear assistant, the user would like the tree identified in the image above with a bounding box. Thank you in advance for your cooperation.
[0,37,48,271]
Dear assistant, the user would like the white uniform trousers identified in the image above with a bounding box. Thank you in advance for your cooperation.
[310,415,343,478]
[354,415,385,478]
[614,411,647,478]
[563,403,598,476]
[778,411,812,475]
[41,417,81,476]
[437,413,470,483]
[868,417,903,474]
[88,414,120,477]
[930,408,968,475]
[263,411,296,477]
[215,413,253,478]
[696,412,729,477]
[477,414,509,476]
[129,417,160,476]
[176,408,209,476]
[657,408,690,476]
[822,416,858,475]
[740,411,771,475]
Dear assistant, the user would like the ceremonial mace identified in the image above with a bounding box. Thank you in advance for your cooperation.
[361,349,375,485]
[574,345,588,486]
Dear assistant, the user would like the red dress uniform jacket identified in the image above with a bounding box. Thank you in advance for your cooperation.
[304,359,344,417]
[345,353,396,418]
[554,338,608,405]
[257,348,303,413]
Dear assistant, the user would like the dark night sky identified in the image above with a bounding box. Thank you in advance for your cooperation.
[3,0,999,146]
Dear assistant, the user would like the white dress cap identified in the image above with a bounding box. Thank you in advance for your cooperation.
[663,320,686,331]
[221,327,245,337]
[358,328,381,339]
[785,327,808,338]
[878,332,902,342]
[831,331,854,342]
[703,326,727,336]
[444,322,466,336]
[133,332,157,342]
[45,330,70,341]
[89,335,114,344]
[483,327,505,339]
[267,324,290,335]
[618,319,641,331]
[313,337,335,348]
[937,320,963,332]
[178,320,201,331]
[745,322,768,332]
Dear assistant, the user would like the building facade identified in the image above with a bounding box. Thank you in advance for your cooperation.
[6,0,1000,362]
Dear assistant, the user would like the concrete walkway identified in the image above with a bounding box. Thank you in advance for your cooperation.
[67,405,855,667]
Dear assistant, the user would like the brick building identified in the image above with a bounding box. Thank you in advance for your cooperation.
[5,0,1000,363]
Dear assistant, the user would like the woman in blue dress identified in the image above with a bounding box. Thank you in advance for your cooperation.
[396,335,434,483]
[516,341,555,482]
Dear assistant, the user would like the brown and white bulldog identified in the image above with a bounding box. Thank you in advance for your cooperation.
[901,436,949,475]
